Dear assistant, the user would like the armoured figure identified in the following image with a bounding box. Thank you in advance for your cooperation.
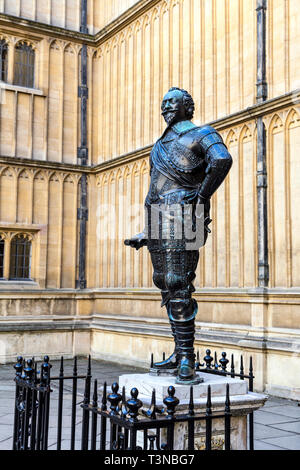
[125,88,232,384]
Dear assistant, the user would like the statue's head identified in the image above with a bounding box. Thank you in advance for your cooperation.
[161,87,195,126]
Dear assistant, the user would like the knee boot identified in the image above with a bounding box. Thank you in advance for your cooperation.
[167,298,201,384]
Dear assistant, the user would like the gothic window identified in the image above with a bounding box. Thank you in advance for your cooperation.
[13,43,35,88]
[9,234,32,280]
[0,237,4,278]
[0,40,8,82]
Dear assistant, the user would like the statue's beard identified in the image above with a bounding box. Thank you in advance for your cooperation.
[162,110,179,126]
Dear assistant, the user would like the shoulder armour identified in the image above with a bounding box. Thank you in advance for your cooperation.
[197,125,225,152]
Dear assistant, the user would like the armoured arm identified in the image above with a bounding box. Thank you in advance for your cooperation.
[197,127,232,201]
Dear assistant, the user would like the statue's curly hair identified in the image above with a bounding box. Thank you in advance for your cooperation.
[167,87,195,120]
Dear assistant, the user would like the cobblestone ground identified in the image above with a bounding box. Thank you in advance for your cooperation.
[1,358,300,451]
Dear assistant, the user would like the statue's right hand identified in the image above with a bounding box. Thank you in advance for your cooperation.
[124,232,148,250]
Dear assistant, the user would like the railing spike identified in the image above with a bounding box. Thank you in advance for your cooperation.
[214,351,218,369]
[101,382,107,411]
[87,355,91,376]
[231,354,235,377]
[121,386,128,418]
[249,356,253,374]
[240,355,244,380]
[92,379,98,406]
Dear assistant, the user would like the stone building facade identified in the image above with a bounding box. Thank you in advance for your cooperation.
[0,0,299,399]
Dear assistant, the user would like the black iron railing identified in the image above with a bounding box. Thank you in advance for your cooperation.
[12,355,91,451]
[195,349,255,450]
[51,356,92,450]
[80,380,232,451]
[12,350,255,451]
[13,356,51,450]
[151,348,255,449]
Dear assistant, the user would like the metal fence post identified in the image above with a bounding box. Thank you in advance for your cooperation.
[13,357,23,450]
[224,384,231,450]
[81,357,92,450]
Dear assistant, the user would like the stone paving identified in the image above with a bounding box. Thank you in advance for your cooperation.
[0,358,300,451]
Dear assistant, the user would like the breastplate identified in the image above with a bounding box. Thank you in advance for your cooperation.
[163,131,204,174]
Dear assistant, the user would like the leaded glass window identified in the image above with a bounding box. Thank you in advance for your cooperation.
[0,40,8,82]
[13,43,35,88]
[9,234,32,280]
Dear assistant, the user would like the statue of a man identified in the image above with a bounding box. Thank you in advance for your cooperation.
[125,87,232,384]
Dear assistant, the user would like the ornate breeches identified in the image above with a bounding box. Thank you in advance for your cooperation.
[148,246,199,322]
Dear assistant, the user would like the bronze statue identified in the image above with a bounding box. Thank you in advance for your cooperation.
[125,87,232,384]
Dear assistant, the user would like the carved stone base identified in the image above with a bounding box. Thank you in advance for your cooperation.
[118,372,267,450]
[119,371,248,401]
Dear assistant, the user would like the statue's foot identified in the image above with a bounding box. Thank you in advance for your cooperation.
[153,352,178,370]
[149,352,179,376]
[175,355,203,385]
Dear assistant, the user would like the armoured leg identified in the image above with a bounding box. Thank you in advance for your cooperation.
[149,248,200,382]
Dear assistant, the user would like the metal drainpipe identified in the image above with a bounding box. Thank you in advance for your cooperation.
[76,0,88,289]
[256,0,269,288]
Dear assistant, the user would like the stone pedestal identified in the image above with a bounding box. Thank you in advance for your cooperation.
[119,371,267,450]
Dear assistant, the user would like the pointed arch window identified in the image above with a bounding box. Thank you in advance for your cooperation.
[13,42,35,88]
[0,39,8,82]
[9,234,32,280]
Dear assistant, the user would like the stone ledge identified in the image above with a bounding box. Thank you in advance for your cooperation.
[165,391,267,414]
[0,318,91,331]
[0,13,94,44]
[1,313,300,355]
[0,281,39,290]
[91,316,300,356]
[0,82,45,96]
[1,286,300,300]
[119,372,248,401]
[118,373,267,419]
